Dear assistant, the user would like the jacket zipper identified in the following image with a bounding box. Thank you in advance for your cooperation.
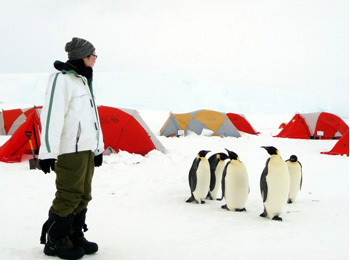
[81,75,101,153]
[89,96,101,153]
[76,122,81,153]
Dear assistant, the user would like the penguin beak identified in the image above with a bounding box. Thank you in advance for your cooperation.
[225,148,238,160]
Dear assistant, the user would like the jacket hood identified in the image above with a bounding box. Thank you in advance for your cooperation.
[53,60,94,96]
[53,60,76,73]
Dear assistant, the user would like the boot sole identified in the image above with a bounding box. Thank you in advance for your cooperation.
[44,245,84,260]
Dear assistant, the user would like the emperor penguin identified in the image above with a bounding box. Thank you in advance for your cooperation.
[260,146,290,221]
[286,155,303,203]
[219,149,250,212]
[206,152,229,200]
[186,150,211,204]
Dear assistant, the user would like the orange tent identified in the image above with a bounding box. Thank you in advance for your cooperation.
[160,110,241,137]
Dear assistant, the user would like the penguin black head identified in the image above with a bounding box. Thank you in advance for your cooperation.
[217,153,229,161]
[261,146,279,155]
[289,155,298,162]
[225,148,239,160]
[198,150,211,158]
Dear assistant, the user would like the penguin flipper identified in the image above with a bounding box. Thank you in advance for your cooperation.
[260,159,269,202]
[209,156,219,191]
[220,162,229,200]
[188,158,200,192]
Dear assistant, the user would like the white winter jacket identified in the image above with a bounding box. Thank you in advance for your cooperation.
[39,69,104,160]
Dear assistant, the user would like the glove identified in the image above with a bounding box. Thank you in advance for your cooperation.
[94,153,103,167]
[39,159,56,174]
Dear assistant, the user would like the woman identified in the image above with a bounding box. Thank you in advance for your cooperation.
[39,37,104,260]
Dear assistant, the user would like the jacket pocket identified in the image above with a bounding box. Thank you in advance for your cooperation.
[75,121,81,153]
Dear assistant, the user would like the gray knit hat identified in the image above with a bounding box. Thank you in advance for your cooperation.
[65,37,95,60]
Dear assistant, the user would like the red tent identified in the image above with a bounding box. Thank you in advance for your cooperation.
[275,112,348,139]
[226,113,259,135]
[0,106,165,162]
[98,106,165,156]
[0,109,41,162]
[0,106,42,135]
[321,130,349,156]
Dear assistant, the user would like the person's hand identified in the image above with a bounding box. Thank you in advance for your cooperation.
[94,154,103,167]
[39,159,56,174]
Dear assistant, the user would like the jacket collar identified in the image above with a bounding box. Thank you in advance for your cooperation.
[54,60,82,78]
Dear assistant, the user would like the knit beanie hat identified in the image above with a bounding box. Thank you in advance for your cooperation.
[65,37,95,60]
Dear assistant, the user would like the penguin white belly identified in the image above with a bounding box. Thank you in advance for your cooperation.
[288,163,302,202]
[210,161,226,199]
[193,160,210,202]
[225,163,249,210]
[265,163,290,218]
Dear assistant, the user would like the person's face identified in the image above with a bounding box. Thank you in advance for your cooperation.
[83,52,97,68]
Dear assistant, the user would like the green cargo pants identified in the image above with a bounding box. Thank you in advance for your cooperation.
[50,151,95,217]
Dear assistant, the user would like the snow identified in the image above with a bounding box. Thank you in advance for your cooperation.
[0,0,348,257]
[0,98,349,259]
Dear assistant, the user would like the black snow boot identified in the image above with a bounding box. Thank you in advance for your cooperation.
[40,211,84,260]
[70,208,98,254]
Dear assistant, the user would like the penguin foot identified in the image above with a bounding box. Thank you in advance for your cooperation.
[287,199,293,204]
[260,208,267,218]
[186,196,195,203]
[260,212,267,218]
[235,208,246,212]
[216,198,223,201]
[221,204,229,210]
[200,200,206,204]
[272,216,283,221]
[206,192,213,200]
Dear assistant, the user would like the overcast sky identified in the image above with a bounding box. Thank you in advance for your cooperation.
[0,0,348,115]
